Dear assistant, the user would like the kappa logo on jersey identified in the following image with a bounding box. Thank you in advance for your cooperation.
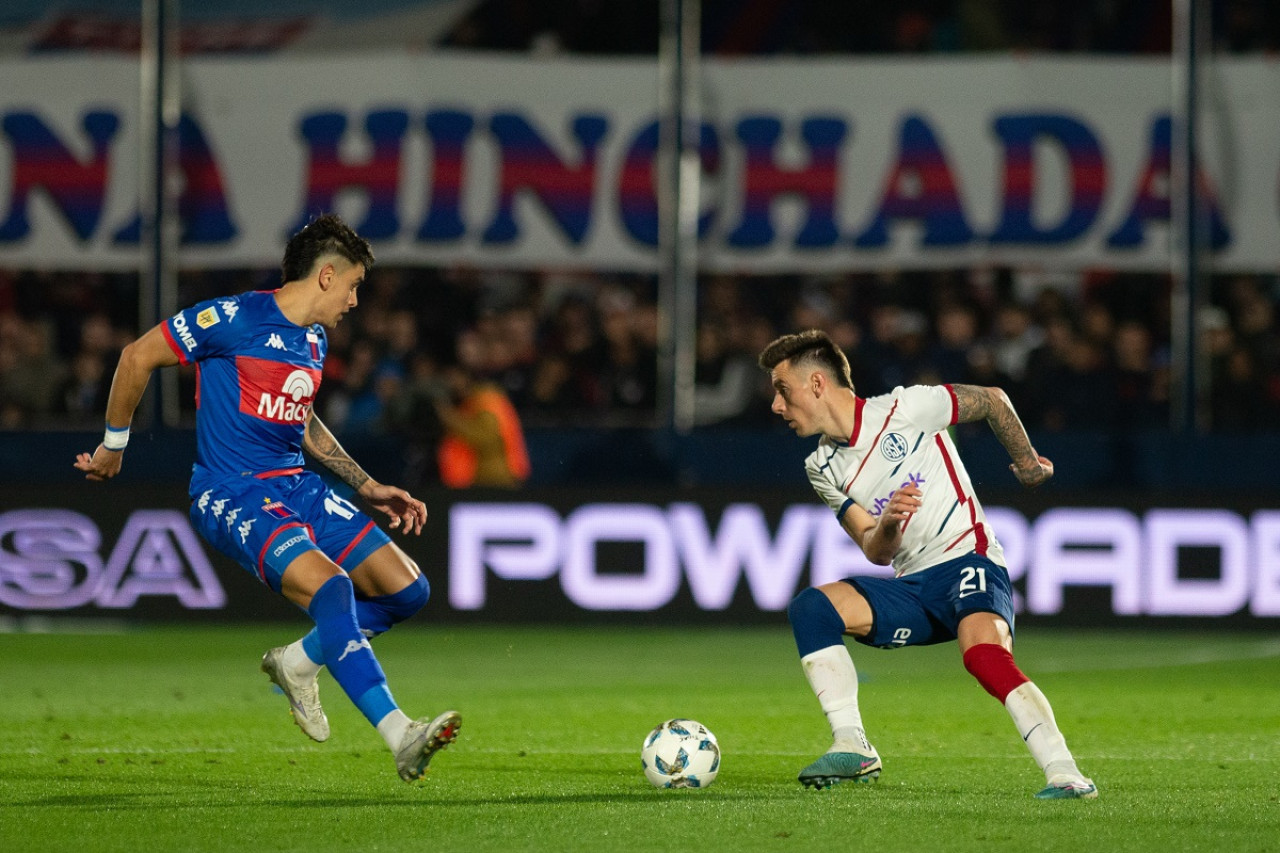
[196,490,212,513]
[236,357,321,424]
[337,638,373,662]
[237,517,256,544]
[196,307,219,329]
[266,334,286,350]
[880,432,909,461]
[261,500,296,519]
[219,300,238,322]
[224,506,240,531]
[211,498,228,518]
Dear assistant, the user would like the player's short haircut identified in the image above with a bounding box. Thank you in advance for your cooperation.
[757,329,854,389]
[281,213,375,284]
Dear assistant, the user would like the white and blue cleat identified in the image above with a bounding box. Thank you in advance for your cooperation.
[395,710,462,782]
[261,646,330,743]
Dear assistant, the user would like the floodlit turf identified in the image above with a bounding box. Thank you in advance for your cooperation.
[2,625,1277,852]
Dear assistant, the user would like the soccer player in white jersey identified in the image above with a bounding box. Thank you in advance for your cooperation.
[759,329,1096,800]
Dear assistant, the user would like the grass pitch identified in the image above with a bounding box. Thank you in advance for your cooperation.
[1,624,1277,852]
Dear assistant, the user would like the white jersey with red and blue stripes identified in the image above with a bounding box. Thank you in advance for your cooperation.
[162,290,326,477]
[804,384,1005,578]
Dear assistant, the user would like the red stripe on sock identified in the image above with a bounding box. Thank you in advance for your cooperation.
[962,643,1029,702]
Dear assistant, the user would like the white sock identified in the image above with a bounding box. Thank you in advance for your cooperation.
[1003,682,1082,781]
[800,645,875,755]
[282,639,323,681]
[375,709,413,751]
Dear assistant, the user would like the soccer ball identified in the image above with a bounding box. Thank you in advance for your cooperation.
[640,718,720,789]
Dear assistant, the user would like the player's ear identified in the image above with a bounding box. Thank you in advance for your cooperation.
[317,262,336,289]
[810,369,825,397]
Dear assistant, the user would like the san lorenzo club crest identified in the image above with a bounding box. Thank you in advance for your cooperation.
[880,432,908,461]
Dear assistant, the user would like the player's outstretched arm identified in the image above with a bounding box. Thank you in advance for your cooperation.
[302,411,428,535]
[74,325,179,482]
[950,384,1053,488]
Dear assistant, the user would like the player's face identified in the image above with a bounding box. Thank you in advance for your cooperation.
[770,360,821,436]
[320,262,365,328]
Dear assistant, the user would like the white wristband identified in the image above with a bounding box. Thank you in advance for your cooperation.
[103,425,130,451]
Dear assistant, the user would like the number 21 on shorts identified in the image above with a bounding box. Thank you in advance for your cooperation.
[958,566,987,599]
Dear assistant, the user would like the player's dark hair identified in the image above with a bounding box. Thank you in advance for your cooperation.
[281,213,375,284]
[757,329,854,389]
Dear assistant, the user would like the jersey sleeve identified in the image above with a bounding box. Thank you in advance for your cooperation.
[898,384,958,432]
[162,296,240,365]
[805,443,855,521]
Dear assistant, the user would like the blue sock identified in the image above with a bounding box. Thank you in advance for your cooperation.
[307,574,398,726]
[788,587,848,657]
[300,574,430,664]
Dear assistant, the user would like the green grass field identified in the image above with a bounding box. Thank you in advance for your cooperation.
[2,625,1277,852]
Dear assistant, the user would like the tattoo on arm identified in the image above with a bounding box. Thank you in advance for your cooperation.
[303,412,371,492]
[952,384,993,423]
[951,384,1037,467]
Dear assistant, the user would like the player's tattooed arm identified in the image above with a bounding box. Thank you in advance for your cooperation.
[303,410,372,492]
[951,384,1053,488]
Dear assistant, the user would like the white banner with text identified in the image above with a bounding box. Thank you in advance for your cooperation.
[1,55,1278,272]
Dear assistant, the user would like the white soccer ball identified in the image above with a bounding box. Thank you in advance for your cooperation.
[640,718,720,789]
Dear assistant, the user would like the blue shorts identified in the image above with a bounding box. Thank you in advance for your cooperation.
[845,554,1015,649]
[188,469,391,594]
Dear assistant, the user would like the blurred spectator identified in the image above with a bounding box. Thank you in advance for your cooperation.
[384,352,449,489]
[988,300,1043,388]
[1028,317,1117,430]
[323,338,385,434]
[0,315,67,427]
[434,362,531,488]
[693,321,758,426]
[597,286,658,414]
[1112,320,1167,429]
[1202,304,1268,431]
[57,350,111,422]
[929,302,982,383]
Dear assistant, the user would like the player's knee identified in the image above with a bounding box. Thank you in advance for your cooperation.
[388,573,430,621]
[788,587,847,657]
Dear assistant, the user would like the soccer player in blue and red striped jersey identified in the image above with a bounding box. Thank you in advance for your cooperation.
[759,328,1095,800]
[76,214,459,783]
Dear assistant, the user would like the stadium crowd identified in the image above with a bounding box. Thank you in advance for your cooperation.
[2,264,1277,445]
[443,0,1280,56]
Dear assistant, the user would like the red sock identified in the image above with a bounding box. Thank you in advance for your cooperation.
[963,643,1029,702]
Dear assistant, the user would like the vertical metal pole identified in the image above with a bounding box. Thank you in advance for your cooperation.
[140,0,182,427]
[657,0,701,433]
[1170,0,1210,434]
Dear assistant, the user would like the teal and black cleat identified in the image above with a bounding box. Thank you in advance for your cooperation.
[798,751,882,790]
[1034,777,1098,800]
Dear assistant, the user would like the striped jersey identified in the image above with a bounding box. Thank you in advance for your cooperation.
[804,384,1005,577]
[162,290,326,477]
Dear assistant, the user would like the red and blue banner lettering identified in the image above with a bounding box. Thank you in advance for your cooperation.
[0,55,1272,271]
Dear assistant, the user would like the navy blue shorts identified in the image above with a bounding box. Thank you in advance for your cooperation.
[188,469,391,594]
[845,553,1015,649]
